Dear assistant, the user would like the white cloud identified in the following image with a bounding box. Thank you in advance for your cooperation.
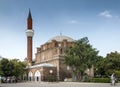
[67,20,79,24]
[99,10,113,18]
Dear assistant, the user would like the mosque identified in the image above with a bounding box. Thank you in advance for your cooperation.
[25,10,94,82]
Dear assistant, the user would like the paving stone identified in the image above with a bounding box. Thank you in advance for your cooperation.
[0,82,120,87]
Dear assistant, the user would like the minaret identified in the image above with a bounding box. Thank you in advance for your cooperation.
[26,10,34,66]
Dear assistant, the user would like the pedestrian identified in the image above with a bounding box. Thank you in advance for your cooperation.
[111,73,116,86]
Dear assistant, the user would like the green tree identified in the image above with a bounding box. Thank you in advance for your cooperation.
[104,51,120,76]
[64,37,99,81]
[11,59,27,79]
[0,58,13,77]
[0,58,27,79]
[0,61,3,76]
[94,56,106,77]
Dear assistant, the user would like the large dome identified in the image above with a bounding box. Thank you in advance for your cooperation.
[47,35,74,43]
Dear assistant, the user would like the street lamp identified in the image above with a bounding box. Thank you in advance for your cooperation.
[87,69,90,76]
[49,70,53,74]
[49,70,53,82]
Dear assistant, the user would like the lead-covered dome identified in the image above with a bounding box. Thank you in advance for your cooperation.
[47,35,74,43]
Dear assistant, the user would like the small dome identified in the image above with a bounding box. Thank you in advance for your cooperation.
[47,35,74,43]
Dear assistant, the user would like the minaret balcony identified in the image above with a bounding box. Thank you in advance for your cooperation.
[26,29,34,37]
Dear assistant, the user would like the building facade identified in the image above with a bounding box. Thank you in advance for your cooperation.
[25,11,94,82]
[25,11,74,81]
[27,35,74,81]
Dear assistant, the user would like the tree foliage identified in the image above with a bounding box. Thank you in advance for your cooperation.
[0,58,27,79]
[94,56,106,77]
[104,51,120,76]
[64,37,99,81]
[95,51,120,78]
[0,58,11,76]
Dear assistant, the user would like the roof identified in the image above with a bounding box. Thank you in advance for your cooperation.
[26,63,55,69]
[47,35,74,43]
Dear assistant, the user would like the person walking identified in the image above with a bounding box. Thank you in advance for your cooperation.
[111,73,116,86]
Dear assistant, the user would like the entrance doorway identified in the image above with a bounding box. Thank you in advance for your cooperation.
[28,71,33,81]
[34,70,41,82]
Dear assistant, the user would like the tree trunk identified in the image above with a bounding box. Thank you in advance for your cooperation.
[72,72,83,81]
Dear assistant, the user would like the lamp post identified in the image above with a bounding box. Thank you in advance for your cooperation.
[87,69,90,76]
[49,70,53,82]
[0,76,1,84]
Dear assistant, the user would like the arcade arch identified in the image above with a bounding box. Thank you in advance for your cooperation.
[28,71,33,81]
[34,70,41,81]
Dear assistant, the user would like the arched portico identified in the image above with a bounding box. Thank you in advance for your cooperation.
[34,70,41,82]
[28,71,33,81]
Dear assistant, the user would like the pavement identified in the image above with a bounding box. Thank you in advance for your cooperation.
[0,82,120,87]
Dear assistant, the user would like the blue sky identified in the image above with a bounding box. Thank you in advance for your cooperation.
[0,0,120,60]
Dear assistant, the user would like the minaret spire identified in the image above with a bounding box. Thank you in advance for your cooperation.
[28,9,32,19]
[26,10,34,66]
[27,9,32,29]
